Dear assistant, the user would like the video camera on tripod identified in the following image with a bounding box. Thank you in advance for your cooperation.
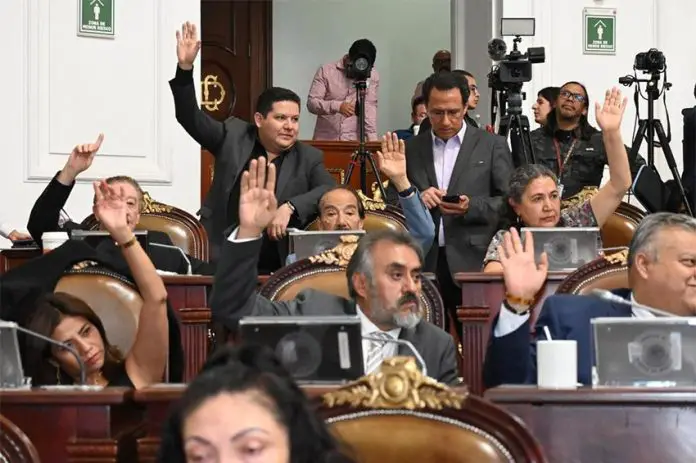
[487,18,545,167]
[619,48,693,216]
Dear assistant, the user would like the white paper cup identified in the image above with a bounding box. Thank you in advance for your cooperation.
[537,340,578,388]
[42,231,69,254]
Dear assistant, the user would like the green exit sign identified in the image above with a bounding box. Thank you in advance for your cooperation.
[583,8,616,55]
[78,0,115,39]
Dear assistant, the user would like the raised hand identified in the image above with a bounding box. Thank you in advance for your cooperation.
[595,87,627,133]
[498,228,548,312]
[238,158,278,239]
[60,133,104,183]
[92,180,131,245]
[176,22,201,71]
[376,132,408,190]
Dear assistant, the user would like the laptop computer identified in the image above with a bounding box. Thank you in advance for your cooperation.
[592,317,696,386]
[0,321,27,389]
[521,227,601,271]
[70,229,149,253]
[289,230,365,261]
[238,315,364,383]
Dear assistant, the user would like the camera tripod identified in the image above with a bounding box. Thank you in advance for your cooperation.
[625,73,693,216]
[496,90,536,167]
[343,80,387,199]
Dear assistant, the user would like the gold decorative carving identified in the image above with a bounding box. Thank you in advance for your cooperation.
[605,249,628,265]
[308,234,360,267]
[71,260,99,270]
[357,190,386,211]
[141,192,173,214]
[561,186,599,209]
[322,356,467,410]
[201,75,226,112]
[327,168,346,184]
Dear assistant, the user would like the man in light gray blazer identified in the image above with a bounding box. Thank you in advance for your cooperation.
[210,158,459,385]
[405,72,512,327]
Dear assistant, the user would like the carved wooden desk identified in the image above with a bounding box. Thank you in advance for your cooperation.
[0,387,141,463]
[455,272,571,395]
[0,247,41,274]
[486,386,696,463]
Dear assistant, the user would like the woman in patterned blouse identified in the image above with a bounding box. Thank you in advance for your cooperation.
[483,87,632,272]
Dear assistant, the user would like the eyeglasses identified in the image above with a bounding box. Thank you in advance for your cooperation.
[559,90,586,104]
[428,109,464,120]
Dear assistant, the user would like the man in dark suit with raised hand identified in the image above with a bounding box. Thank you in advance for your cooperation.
[210,157,459,384]
[405,71,512,326]
[170,22,335,269]
[483,213,696,387]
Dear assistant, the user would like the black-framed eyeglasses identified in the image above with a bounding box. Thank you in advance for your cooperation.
[559,90,586,104]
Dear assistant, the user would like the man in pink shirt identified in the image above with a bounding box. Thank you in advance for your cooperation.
[307,39,379,141]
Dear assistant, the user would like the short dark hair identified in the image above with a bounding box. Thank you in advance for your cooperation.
[421,71,470,107]
[23,292,124,386]
[452,69,474,80]
[157,345,354,463]
[319,185,365,219]
[255,87,301,117]
[348,38,377,64]
[537,86,560,104]
[411,96,425,114]
[346,230,424,299]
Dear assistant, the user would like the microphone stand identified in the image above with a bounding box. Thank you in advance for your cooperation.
[343,80,387,199]
[11,322,87,385]
[591,289,684,318]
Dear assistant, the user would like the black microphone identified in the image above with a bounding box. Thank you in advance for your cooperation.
[590,289,679,318]
[150,242,192,275]
[361,334,428,377]
[0,319,87,385]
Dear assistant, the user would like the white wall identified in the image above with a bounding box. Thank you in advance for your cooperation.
[503,0,696,183]
[0,0,200,247]
[273,0,451,140]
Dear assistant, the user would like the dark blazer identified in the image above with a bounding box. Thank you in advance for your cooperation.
[482,289,632,388]
[26,174,214,275]
[405,127,512,273]
[0,240,184,382]
[169,66,336,260]
[210,236,459,385]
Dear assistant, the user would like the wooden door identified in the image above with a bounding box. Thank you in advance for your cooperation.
[199,0,272,204]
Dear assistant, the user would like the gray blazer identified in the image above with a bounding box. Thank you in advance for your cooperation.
[210,237,459,385]
[405,127,512,273]
[169,67,335,260]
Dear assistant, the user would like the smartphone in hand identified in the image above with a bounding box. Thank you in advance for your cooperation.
[441,195,460,203]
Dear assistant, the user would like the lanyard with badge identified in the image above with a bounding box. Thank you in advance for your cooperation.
[553,138,578,197]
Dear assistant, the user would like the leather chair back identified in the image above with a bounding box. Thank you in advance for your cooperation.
[54,267,143,354]
[556,251,629,295]
[318,357,547,463]
[305,205,408,233]
[81,192,209,260]
[599,202,645,249]
[0,415,41,463]
[260,260,445,329]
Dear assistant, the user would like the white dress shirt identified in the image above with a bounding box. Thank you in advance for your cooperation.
[494,291,655,338]
[431,124,466,246]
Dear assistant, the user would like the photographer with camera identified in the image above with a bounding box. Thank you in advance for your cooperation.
[307,39,379,141]
[530,81,645,200]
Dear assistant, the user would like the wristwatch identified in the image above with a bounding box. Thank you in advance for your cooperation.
[283,201,297,215]
[397,185,417,198]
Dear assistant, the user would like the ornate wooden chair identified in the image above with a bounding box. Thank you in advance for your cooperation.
[317,357,547,463]
[259,236,445,329]
[55,264,143,355]
[81,192,210,261]
[0,415,41,463]
[304,203,408,233]
[555,251,629,295]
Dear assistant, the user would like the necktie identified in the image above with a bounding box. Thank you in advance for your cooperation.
[365,331,392,374]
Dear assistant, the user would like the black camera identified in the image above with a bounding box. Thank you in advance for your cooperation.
[634,48,666,73]
[487,19,545,92]
[345,39,376,81]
